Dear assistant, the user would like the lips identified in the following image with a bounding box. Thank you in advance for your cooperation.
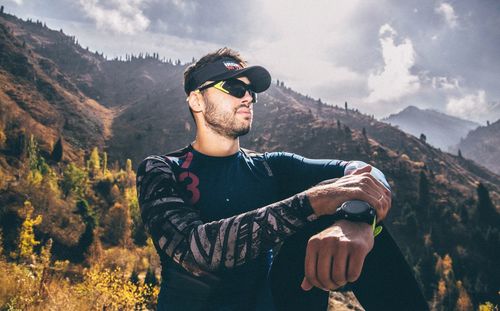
[236,108,252,115]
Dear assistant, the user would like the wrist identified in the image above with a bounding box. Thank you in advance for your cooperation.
[304,189,332,217]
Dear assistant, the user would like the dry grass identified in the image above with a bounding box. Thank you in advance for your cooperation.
[0,245,160,311]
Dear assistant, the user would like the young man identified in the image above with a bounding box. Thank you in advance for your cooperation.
[136,48,428,310]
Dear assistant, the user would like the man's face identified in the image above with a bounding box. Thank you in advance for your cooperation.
[201,77,254,139]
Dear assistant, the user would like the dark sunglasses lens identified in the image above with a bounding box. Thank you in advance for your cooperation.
[223,80,247,98]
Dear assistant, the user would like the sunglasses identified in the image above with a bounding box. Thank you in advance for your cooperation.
[198,79,257,103]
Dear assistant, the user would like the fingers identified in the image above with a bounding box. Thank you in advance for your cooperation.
[301,277,313,291]
[303,239,321,290]
[347,173,391,220]
[331,243,348,288]
[302,222,373,292]
[346,248,366,283]
[303,236,349,292]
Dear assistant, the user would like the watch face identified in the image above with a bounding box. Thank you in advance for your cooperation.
[343,200,371,214]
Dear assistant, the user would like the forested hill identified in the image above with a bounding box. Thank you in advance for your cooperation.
[0,10,499,310]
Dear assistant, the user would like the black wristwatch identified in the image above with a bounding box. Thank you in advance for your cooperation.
[334,200,376,226]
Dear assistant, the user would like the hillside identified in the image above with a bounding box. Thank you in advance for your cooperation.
[382,105,480,152]
[457,119,500,175]
[0,11,499,310]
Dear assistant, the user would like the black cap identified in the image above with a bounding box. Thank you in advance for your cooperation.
[184,57,271,95]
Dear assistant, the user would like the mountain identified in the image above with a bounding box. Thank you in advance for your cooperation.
[457,119,500,175]
[382,106,480,151]
[1,11,499,309]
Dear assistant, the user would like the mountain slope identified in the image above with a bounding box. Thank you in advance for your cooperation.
[0,11,499,308]
[458,119,500,175]
[382,105,480,151]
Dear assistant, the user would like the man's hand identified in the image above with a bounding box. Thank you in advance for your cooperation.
[305,165,392,221]
[301,220,374,292]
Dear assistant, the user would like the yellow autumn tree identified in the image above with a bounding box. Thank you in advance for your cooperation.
[89,147,101,177]
[17,201,43,263]
[455,280,473,311]
[479,302,496,311]
[103,203,132,247]
[0,229,4,260]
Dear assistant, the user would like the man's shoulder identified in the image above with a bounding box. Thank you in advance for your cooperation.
[165,145,191,158]
[139,146,190,167]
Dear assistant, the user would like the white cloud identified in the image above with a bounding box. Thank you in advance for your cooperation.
[435,3,458,29]
[446,90,488,121]
[432,76,459,90]
[78,0,150,34]
[244,0,367,103]
[365,24,420,104]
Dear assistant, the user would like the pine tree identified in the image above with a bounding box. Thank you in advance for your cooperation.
[103,203,131,247]
[61,163,87,198]
[418,171,430,218]
[51,137,63,162]
[126,158,132,174]
[89,147,100,176]
[476,183,498,226]
[76,199,97,262]
[85,228,103,265]
[40,238,53,267]
[144,267,158,287]
[17,201,43,263]
[102,151,108,174]
[0,229,4,259]
[130,268,140,285]
[420,133,427,143]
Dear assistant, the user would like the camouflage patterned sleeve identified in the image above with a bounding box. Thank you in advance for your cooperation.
[136,155,315,276]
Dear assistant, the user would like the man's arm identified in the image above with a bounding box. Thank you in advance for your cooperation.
[265,153,392,291]
[265,152,391,221]
[136,155,316,277]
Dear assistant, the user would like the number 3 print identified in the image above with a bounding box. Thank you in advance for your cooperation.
[179,172,200,205]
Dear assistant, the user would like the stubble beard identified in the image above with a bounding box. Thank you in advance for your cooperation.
[203,97,252,139]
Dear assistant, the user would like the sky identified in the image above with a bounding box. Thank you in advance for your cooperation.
[2,0,500,123]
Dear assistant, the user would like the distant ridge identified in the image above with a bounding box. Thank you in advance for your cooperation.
[458,119,500,174]
[382,105,480,151]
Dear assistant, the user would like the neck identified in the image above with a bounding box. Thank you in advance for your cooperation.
[192,129,240,157]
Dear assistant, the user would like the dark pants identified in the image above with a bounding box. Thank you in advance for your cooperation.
[270,218,430,311]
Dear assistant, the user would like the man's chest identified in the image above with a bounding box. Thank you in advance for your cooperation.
[171,156,281,221]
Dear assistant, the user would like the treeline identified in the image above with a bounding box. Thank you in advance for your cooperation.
[390,166,499,310]
[0,135,160,309]
[1,135,149,262]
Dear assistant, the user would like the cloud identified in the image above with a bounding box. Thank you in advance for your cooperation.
[435,2,458,28]
[78,0,150,34]
[243,0,368,104]
[432,76,460,90]
[446,90,488,121]
[365,24,420,104]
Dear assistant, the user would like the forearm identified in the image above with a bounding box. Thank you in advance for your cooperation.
[146,193,313,275]
[137,156,316,276]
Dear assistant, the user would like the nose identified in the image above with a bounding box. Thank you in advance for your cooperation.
[242,90,254,104]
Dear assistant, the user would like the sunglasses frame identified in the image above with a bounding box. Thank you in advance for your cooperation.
[198,79,257,103]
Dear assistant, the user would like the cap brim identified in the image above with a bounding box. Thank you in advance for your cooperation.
[209,66,271,93]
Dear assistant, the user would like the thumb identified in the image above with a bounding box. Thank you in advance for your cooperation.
[301,277,313,291]
[351,165,372,175]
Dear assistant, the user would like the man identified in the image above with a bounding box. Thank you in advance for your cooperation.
[136,48,428,310]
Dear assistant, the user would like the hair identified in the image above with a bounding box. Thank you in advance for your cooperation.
[184,47,247,123]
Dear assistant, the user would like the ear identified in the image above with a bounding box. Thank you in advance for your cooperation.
[187,90,204,113]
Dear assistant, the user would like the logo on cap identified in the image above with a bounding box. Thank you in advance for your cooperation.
[223,61,242,70]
